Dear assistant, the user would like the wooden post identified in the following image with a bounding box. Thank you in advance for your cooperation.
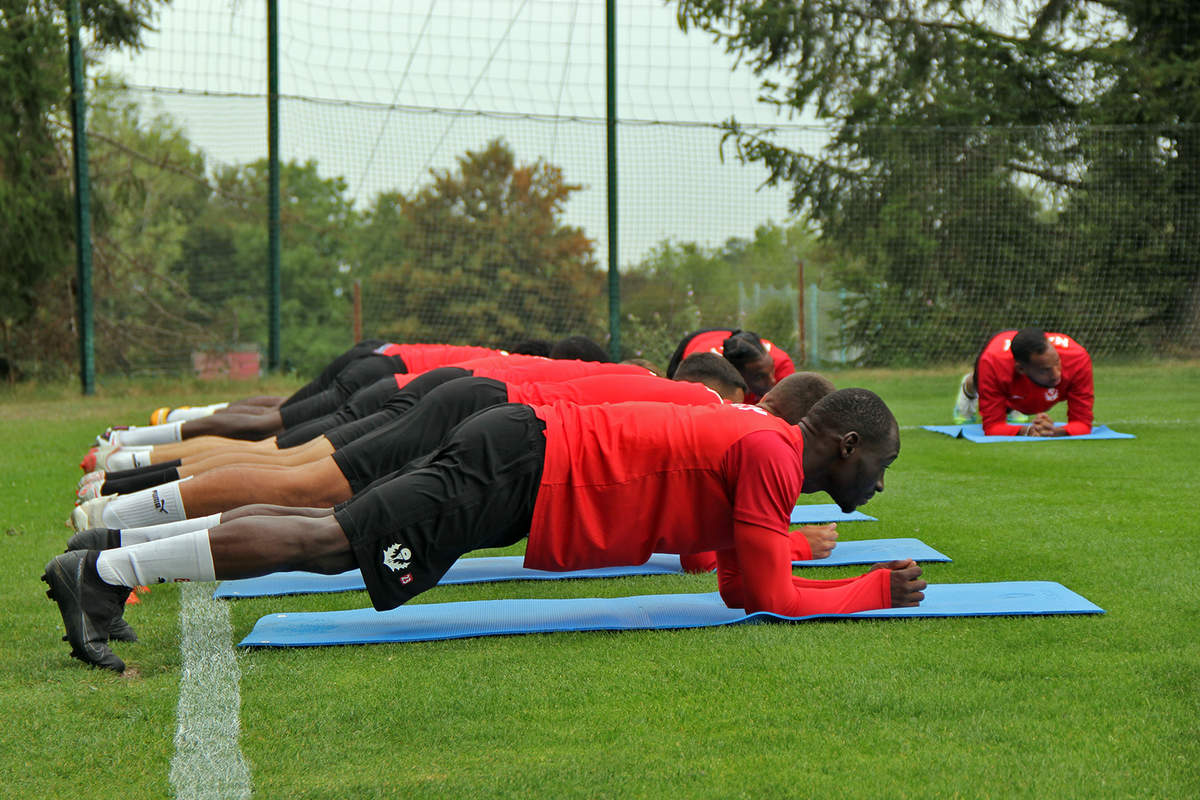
[796,259,806,366]
[353,279,363,343]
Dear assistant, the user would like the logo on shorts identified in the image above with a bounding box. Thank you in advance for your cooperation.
[382,543,413,572]
[1045,388,1059,401]
[400,574,413,585]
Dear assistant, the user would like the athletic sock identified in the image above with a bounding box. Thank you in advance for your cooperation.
[96,530,216,586]
[102,466,181,496]
[119,513,223,545]
[99,477,191,528]
[105,447,155,471]
[113,421,184,447]
[167,402,229,422]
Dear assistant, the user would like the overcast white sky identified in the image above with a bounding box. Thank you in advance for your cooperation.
[102,0,828,266]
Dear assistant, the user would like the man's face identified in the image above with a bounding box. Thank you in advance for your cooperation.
[1016,347,1062,388]
[741,353,776,398]
[825,433,899,513]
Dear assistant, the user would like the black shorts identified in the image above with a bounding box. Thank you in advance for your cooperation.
[331,376,510,493]
[275,376,403,449]
[333,403,546,610]
[280,339,386,409]
[278,354,408,430]
[324,367,474,448]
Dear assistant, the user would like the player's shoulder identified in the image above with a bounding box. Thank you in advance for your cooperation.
[1047,332,1092,359]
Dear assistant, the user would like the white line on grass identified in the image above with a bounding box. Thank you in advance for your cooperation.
[169,582,252,800]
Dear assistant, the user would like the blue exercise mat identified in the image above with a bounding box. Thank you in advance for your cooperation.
[213,538,945,599]
[237,581,1104,647]
[921,423,1134,442]
[790,503,875,523]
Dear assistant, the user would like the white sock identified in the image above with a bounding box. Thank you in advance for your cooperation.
[113,421,183,447]
[100,477,191,528]
[106,447,155,471]
[167,402,229,422]
[959,372,977,400]
[96,530,216,586]
[119,513,223,545]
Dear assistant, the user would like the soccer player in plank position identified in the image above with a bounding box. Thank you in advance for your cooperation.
[80,354,741,500]
[73,356,802,525]
[952,329,1094,437]
[71,359,842,574]
[44,387,920,673]
[666,328,796,403]
[85,356,657,477]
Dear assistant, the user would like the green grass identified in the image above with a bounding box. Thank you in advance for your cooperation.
[2,365,1198,798]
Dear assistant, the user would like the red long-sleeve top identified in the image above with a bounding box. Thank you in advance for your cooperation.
[976,331,1094,436]
[526,402,891,616]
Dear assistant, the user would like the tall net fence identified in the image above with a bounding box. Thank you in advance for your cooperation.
[38,0,1200,380]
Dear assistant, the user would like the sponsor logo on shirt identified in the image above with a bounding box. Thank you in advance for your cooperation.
[1045,388,1059,402]
[382,543,413,573]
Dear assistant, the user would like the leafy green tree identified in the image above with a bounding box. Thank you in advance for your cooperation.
[171,158,360,376]
[85,85,215,372]
[362,139,604,348]
[0,1,166,375]
[620,219,849,364]
[674,0,1200,361]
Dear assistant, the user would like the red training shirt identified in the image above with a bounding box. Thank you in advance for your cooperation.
[389,356,652,391]
[976,331,1094,436]
[507,374,723,407]
[373,343,507,372]
[526,402,891,616]
[679,330,796,403]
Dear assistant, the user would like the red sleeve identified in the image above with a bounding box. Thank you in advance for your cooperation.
[676,430,804,576]
[976,352,1022,436]
[1063,353,1094,436]
[714,523,891,615]
[722,431,803,531]
[787,528,813,560]
[680,524,811,574]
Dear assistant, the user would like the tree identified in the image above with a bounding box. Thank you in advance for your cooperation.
[362,139,604,348]
[620,219,851,365]
[674,0,1200,361]
[170,158,361,376]
[0,1,166,375]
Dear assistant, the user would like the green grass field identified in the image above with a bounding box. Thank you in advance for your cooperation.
[2,365,1198,798]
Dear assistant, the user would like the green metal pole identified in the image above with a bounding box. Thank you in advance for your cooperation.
[267,0,282,371]
[604,0,620,359]
[67,0,94,395]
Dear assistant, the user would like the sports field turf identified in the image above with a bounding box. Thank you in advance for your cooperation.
[2,364,1197,798]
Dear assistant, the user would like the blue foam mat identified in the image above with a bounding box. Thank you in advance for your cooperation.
[237,581,1104,647]
[213,538,945,599]
[789,503,875,523]
[922,423,1134,442]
